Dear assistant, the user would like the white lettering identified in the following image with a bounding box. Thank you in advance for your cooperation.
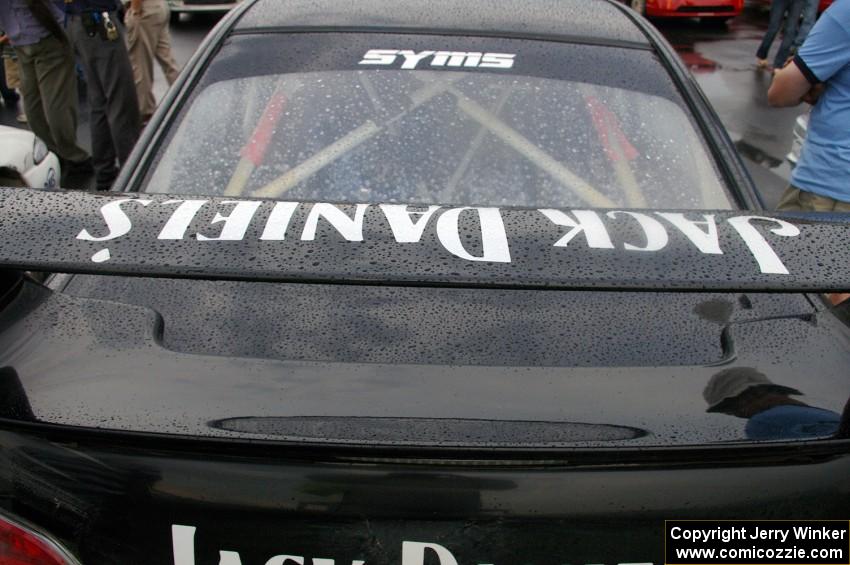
[726,216,799,275]
[540,209,615,249]
[359,50,515,69]
[301,203,369,242]
[172,523,243,565]
[431,51,456,67]
[260,202,299,240]
[158,200,208,240]
[670,526,682,540]
[430,51,483,67]
[436,207,511,263]
[220,551,244,565]
[607,211,669,251]
[479,53,515,69]
[77,198,152,241]
[172,525,197,565]
[401,541,458,565]
[265,556,304,565]
[197,201,263,241]
[379,204,441,242]
[398,50,436,70]
[656,213,722,254]
[358,49,399,66]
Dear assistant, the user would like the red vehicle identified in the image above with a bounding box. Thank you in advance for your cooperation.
[628,0,743,21]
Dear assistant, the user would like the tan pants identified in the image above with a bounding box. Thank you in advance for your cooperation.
[776,185,850,212]
[776,186,850,307]
[126,0,181,119]
[3,58,21,90]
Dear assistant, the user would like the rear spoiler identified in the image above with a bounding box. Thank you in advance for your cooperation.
[1,187,848,291]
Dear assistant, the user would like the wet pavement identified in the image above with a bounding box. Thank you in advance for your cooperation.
[655,8,808,207]
[0,7,807,207]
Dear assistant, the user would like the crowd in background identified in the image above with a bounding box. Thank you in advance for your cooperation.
[0,0,180,190]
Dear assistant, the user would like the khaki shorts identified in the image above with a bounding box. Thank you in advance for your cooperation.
[3,57,21,91]
[777,186,850,307]
[776,185,850,212]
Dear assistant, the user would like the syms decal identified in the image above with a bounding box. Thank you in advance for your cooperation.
[358,49,515,70]
[172,524,652,565]
[76,199,801,275]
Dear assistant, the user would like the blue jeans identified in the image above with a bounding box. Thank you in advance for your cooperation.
[793,0,819,50]
[756,0,806,68]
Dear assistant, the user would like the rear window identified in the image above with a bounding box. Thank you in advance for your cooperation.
[145,33,733,209]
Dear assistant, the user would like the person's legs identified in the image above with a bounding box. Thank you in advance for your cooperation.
[3,57,27,123]
[70,15,141,188]
[32,37,91,163]
[756,0,791,63]
[776,185,850,212]
[793,0,819,50]
[98,19,141,165]
[779,188,850,308]
[773,0,805,68]
[14,45,53,147]
[68,17,118,189]
[0,58,19,104]
[153,1,180,85]
[126,6,157,119]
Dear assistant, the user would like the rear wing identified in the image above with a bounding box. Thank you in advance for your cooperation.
[2,187,848,291]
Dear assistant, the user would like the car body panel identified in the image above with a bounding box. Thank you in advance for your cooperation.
[0,274,846,446]
[0,423,848,565]
[234,0,649,47]
[0,0,846,563]
[1,189,849,291]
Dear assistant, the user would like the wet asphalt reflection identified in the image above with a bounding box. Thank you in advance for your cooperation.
[0,7,800,207]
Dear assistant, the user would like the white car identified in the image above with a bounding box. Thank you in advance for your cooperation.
[786,112,809,168]
[0,125,60,188]
[167,0,241,21]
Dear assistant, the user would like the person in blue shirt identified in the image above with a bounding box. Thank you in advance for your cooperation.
[63,0,141,190]
[768,0,850,213]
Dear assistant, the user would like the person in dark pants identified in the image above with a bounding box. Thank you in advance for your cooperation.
[755,0,806,71]
[63,0,141,191]
[792,0,820,54]
[0,1,92,177]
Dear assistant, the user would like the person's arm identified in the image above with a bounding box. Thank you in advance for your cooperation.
[768,61,817,107]
[130,0,143,16]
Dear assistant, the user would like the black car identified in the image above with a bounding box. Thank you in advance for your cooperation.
[0,1,848,564]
